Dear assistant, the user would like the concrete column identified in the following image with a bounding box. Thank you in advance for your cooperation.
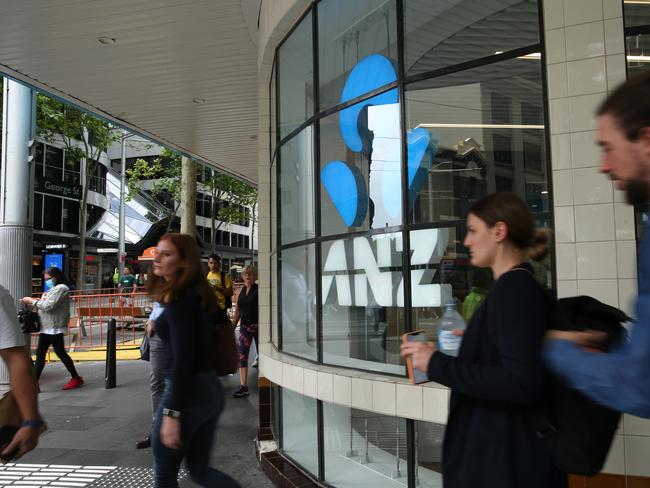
[0,78,35,384]
[180,156,197,237]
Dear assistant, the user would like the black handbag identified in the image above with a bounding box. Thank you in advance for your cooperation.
[139,334,150,361]
[17,308,40,334]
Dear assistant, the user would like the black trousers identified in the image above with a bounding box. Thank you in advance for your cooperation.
[34,333,79,380]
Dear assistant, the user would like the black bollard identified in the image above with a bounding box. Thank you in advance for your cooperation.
[105,318,116,389]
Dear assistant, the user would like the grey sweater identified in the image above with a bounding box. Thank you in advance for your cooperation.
[36,284,70,333]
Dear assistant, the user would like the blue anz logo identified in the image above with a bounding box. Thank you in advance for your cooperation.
[321,54,439,228]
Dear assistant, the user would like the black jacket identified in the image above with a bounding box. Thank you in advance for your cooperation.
[427,266,566,488]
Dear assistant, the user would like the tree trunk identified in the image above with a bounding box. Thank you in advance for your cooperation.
[165,201,181,233]
[210,194,216,255]
[250,205,256,266]
[180,156,197,236]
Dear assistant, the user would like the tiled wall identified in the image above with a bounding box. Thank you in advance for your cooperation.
[544,0,650,479]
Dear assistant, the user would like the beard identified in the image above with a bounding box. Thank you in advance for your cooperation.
[625,178,649,206]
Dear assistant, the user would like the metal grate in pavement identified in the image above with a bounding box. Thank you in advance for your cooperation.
[0,463,188,487]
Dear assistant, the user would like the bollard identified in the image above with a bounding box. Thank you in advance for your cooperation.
[105,318,116,389]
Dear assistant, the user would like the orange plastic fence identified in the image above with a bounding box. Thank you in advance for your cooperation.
[29,289,153,354]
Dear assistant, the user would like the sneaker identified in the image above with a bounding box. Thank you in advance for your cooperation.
[136,435,151,449]
[232,385,249,398]
[62,377,84,390]
[251,359,258,369]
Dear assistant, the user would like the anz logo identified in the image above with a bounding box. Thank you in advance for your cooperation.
[321,54,451,309]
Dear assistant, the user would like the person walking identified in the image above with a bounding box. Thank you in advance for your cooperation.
[206,254,233,325]
[21,267,84,391]
[231,266,258,399]
[543,72,650,418]
[401,193,566,488]
[148,234,240,488]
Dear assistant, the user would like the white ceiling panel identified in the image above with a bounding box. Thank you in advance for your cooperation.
[0,0,261,184]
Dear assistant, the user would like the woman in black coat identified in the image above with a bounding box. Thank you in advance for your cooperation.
[402,193,566,488]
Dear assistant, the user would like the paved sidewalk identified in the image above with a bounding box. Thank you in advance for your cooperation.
[13,360,272,487]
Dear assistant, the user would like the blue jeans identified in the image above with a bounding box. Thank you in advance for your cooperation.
[152,371,240,488]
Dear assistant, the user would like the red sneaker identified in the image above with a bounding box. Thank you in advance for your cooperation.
[62,377,84,390]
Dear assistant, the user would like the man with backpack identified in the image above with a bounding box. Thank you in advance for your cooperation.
[544,71,650,419]
[206,254,233,325]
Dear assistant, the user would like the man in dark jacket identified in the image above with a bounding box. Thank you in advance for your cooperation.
[544,72,650,418]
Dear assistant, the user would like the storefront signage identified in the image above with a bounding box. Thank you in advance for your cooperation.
[321,228,452,308]
[35,173,82,200]
[45,243,67,250]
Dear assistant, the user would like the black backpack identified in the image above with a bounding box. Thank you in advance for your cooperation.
[17,308,40,334]
[489,272,628,476]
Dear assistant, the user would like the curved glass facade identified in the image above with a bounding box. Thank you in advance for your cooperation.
[272,0,553,484]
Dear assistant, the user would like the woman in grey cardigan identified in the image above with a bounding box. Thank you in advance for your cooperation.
[21,267,84,390]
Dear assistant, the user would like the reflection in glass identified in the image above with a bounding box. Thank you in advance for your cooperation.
[624,1,650,28]
[318,0,398,110]
[320,98,402,236]
[281,388,319,474]
[280,127,315,244]
[281,245,317,360]
[404,0,540,75]
[415,421,445,487]
[321,232,404,373]
[324,404,407,487]
[405,57,548,225]
[278,12,313,139]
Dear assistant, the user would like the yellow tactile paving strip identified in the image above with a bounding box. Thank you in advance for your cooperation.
[32,343,142,362]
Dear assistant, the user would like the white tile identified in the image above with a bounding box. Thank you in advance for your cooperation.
[283,362,294,391]
[351,378,373,411]
[577,279,619,307]
[604,18,624,55]
[317,371,333,402]
[614,203,636,240]
[556,280,577,298]
[570,130,600,168]
[372,381,396,416]
[551,133,571,170]
[573,168,613,204]
[625,435,650,477]
[602,434,626,475]
[547,63,568,99]
[396,384,423,419]
[292,365,304,394]
[606,54,627,91]
[576,241,618,279]
[332,375,351,407]
[554,206,575,243]
[545,29,566,64]
[613,187,627,203]
[574,204,615,241]
[549,98,570,134]
[553,170,574,206]
[556,243,577,280]
[624,415,650,436]
[616,240,637,279]
[568,93,604,132]
[564,0,603,26]
[603,0,623,19]
[544,0,565,29]
[618,279,638,319]
[565,22,605,60]
[422,387,449,424]
[303,368,318,398]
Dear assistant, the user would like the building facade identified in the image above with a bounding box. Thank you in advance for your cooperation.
[256,0,649,486]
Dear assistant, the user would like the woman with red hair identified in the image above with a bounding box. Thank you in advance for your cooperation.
[148,233,240,488]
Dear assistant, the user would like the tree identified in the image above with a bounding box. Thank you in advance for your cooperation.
[201,169,255,256]
[233,181,258,265]
[37,94,120,290]
[126,148,182,233]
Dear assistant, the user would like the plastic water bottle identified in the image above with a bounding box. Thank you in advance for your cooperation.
[438,301,466,357]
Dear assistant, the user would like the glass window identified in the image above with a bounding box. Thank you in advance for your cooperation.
[278,12,314,139]
[318,0,398,110]
[271,61,278,163]
[43,195,62,232]
[321,232,404,374]
[33,193,43,229]
[281,244,317,360]
[624,1,650,28]
[404,57,548,225]
[323,404,407,487]
[223,231,230,246]
[279,126,315,244]
[281,388,319,474]
[271,252,279,347]
[404,0,540,75]
[415,421,445,487]
[44,145,63,180]
[320,95,402,236]
[62,199,80,234]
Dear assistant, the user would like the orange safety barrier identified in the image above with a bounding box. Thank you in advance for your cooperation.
[29,289,153,354]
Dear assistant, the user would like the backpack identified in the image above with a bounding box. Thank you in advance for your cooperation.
[17,308,40,334]
[220,272,232,309]
[489,270,628,476]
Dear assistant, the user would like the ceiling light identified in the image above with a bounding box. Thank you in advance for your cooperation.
[98,37,116,45]
[193,98,207,104]
[417,123,544,130]
[625,1,650,4]
[628,55,650,62]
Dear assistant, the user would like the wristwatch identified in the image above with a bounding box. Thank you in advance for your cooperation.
[162,408,181,419]
[22,419,44,429]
